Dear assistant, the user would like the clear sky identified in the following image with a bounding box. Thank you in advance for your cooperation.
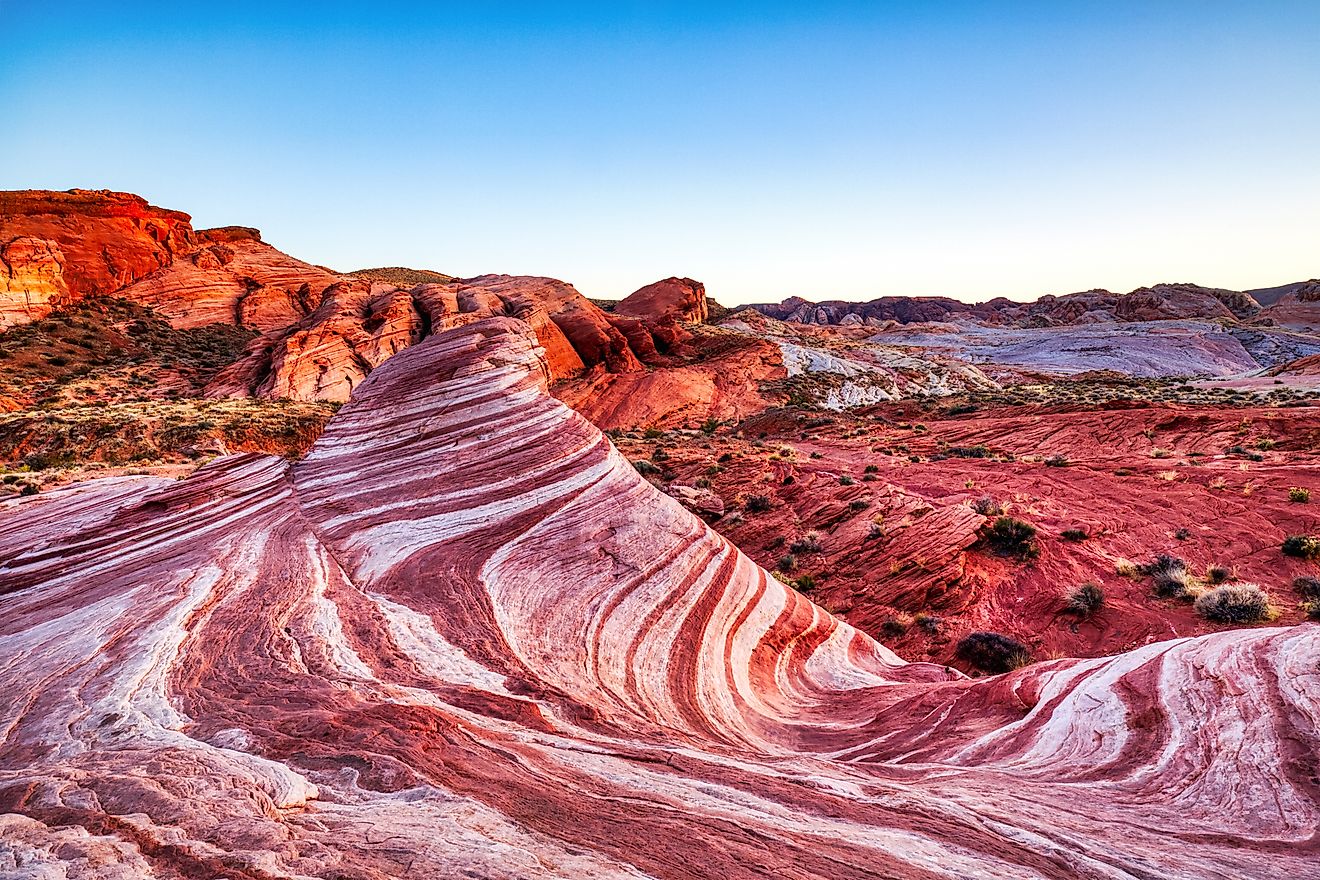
[2,2,1317,305]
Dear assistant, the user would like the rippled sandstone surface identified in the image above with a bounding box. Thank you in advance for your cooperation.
[1,317,1316,879]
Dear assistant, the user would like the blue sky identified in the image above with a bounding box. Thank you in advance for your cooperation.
[2,2,1317,304]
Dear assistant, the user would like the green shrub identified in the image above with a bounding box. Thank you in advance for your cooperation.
[1205,564,1233,585]
[632,459,660,475]
[777,553,798,572]
[793,574,817,592]
[879,617,908,639]
[983,516,1038,559]
[948,445,990,459]
[1060,528,1088,542]
[915,613,943,634]
[1144,554,1191,598]
[972,496,1003,516]
[1289,487,1310,503]
[1282,535,1320,561]
[1292,576,1320,601]
[1194,583,1271,623]
[838,475,854,486]
[955,632,1032,674]
[745,494,771,513]
[699,418,720,436]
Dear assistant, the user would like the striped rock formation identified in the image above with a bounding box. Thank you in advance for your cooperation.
[1,318,1317,878]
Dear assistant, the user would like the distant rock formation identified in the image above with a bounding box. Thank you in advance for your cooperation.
[750,280,1278,329]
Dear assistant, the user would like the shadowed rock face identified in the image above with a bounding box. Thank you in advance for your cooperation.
[2,317,1316,879]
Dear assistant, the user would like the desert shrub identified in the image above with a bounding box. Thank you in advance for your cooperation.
[1205,564,1233,585]
[700,418,720,436]
[1282,535,1320,561]
[947,403,978,416]
[1064,583,1105,616]
[849,499,869,512]
[948,445,990,459]
[867,521,886,540]
[777,553,798,572]
[1044,453,1069,467]
[1174,527,1191,541]
[955,632,1032,674]
[643,426,663,439]
[915,613,943,634]
[745,494,771,513]
[1194,583,1271,623]
[793,574,817,592]
[632,459,659,475]
[1289,487,1310,503]
[879,617,909,639]
[983,516,1038,559]
[1302,600,1320,620]
[864,464,879,474]
[1292,576,1320,601]
[838,475,854,486]
[1255,437,1276,451]
[18,483,39,496]
[1144,554,1191,598]
[790,531,824,554]
[1060,528,1088,542]
[972,496,1003,516]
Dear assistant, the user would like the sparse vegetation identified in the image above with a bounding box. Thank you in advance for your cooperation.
[1064,583,1105,616]
[1205,564,1233,585]
[1060,528,1088,542]
[1143,554,1191,599]
[1282,535,1320,561]
[983,516,1039,560]
[972,496,1003,516]
[1293,576,1320,601]
[790,531,824,554]
[1194,583,1271,624]
[1289,487,1311,503]
[955,632,1032,674]
[915,613,943,634]
[744,494,771,513]
[879,616,909,639]
[1043,453,1069,467]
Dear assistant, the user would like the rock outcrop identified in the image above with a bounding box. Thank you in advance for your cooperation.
[2,318,1315,878]
[0,190,195,326]
[615,276,708,323]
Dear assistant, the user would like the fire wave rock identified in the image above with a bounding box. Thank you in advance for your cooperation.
[1,317,1317,879]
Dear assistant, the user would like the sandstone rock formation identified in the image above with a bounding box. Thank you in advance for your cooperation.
[2,318,1315,878]
[0,190,194,326]
[615,276,708,323]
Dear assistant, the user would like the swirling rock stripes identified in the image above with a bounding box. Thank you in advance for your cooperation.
[1,317,1317,879]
